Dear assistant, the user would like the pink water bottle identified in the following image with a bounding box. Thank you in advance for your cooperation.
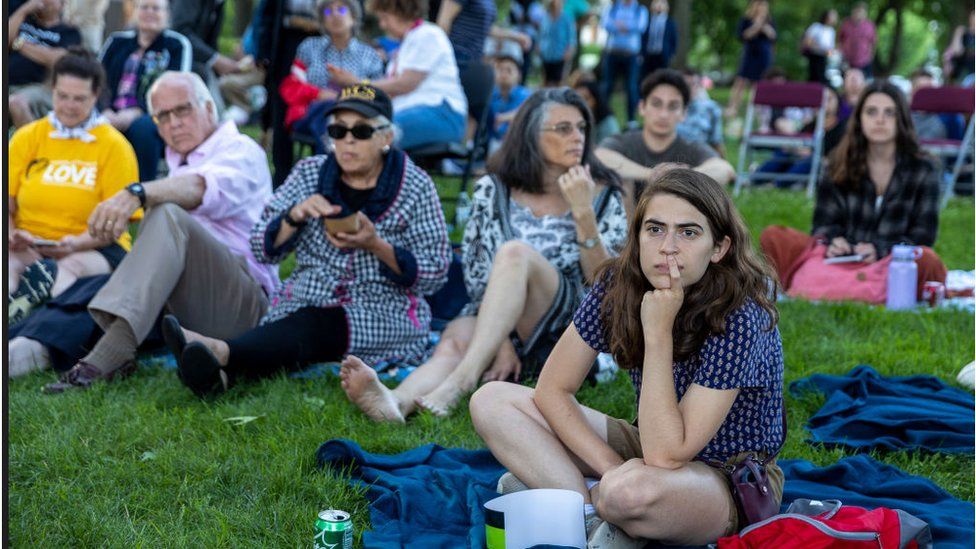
[886,245,922,310]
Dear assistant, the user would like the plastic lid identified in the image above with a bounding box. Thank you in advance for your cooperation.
[891,245,918,260]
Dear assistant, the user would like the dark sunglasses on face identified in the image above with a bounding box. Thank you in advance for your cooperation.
[323,5,349,16]
[327,123,389,140]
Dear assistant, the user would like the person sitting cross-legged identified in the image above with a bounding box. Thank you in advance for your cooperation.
[161,85,452,400]
[339,87,628,421]
[471,168,785,547]
[41,70,277,394]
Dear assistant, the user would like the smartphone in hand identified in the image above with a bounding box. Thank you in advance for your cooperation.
[31,238,60,247]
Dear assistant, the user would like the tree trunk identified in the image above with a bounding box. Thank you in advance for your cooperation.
[672,0,692,69]
[884,5,904,77]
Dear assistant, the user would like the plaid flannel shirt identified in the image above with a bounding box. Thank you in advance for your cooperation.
[250,152,451,365]
[812,155,941,257]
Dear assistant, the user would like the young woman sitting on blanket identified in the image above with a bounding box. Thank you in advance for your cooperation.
[760,80,947,298]
[340,87,628,421]
[470,169,786,547]
[160,84,451,399]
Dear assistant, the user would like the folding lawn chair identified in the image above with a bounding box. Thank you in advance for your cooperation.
[910,86,975,208]
[733,81,827,198]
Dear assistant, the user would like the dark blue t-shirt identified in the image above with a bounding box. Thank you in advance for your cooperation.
[447,0,496,67]
[572,280,785,463]
[10,21,82,87]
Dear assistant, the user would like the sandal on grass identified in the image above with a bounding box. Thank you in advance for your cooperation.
[179,342,230,398]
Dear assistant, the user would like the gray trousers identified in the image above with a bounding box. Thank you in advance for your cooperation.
[88,203,269,345]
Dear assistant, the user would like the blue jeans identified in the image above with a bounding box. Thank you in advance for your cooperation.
[124,114,163,182]
[601,52,641,122]
[395,101,466,151]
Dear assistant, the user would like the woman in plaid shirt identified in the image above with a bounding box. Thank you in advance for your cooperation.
[760,80,947,299]
[161,85,451,399]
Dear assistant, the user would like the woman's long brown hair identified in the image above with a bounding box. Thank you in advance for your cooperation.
[597,169,779,368]
[827,80,923,190]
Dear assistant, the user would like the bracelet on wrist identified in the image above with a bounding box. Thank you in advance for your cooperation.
[283,211,306,228]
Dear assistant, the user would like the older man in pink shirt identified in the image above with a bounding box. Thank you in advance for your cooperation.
[44,71,277,393]
[838,2,877,77]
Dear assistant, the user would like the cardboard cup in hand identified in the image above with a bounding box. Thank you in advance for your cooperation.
[323,213,361,235]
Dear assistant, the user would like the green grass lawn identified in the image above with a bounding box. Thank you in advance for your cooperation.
[9,186,974,546]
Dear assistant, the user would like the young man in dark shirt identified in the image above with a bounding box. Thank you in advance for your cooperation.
[8,0,82,127]
[596,68,734,215]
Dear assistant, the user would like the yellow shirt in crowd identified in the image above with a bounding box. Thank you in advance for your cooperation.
[8,117,143,251]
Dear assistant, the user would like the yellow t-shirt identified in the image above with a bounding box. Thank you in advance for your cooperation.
[8,117,143,251]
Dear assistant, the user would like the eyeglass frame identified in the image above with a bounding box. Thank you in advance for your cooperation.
[540,120,588,136]
[151,101,197,126]
[322,4,350,17]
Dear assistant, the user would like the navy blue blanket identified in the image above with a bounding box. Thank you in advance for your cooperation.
[316,439,504,549]
[317,440,974,549]
[780,455,975,548]
[790,365,975,454]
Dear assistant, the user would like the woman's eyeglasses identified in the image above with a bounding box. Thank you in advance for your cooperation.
[327,123,389,140]
[323,5,349,17]
[541,121,588,136]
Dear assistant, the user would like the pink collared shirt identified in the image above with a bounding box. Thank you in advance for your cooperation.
[164,121,278,295]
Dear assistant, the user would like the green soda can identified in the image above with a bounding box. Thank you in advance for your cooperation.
[314,509,353,549]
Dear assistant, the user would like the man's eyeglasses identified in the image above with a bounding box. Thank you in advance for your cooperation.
[323,5,349,17]
[541,121,588,136]
[152,102,195,126]
[327,123,389,140]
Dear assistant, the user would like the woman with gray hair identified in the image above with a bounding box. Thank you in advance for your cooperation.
[340,87,628,421]
[279,0,385,157]
[161,85,451,399]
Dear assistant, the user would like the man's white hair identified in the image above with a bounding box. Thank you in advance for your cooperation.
[146,71,216,119]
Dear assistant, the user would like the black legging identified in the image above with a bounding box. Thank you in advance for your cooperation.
[225,306,348,381]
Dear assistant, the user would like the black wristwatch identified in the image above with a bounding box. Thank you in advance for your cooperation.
[283,210,307,228]
[125,182,147,208]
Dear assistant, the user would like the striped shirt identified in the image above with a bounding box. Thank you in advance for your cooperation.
[447,0,496,67]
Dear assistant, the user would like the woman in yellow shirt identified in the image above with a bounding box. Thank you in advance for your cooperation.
[8,49,140,325]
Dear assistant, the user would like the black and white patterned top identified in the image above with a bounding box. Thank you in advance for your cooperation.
[294,35,385,90]
[250,151,451,365]
[573,279,785,463]
[459,175,628,317]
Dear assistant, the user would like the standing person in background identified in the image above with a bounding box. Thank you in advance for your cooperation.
[802,9,837,84]
[676,68,725,158]
[838,2,876,78]
[600,0,648,127]
[8,0,82,128]
[258,0,323,187]
[538,0,577,87]
[100,0,192,181]
[639,0,677,84]
[218,0,270,126]
[563,0,590,72]
[63,0,109,52]
[724,0,776,120]
[435,0,496,70]
[508,0,545,82]
[943,10,975,85]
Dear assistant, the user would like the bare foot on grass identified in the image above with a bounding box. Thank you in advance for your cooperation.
[416,376,475,417]
[339,355,405,423]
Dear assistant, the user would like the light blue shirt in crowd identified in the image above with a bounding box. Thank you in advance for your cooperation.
[601,0,649,55]
[539,11,577,62]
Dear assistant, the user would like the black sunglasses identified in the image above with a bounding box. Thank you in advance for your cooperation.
[327,123,389,140]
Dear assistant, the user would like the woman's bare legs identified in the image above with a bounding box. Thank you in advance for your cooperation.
[49,251,111,296]
[470,382,608,501]
[417,241,561,414]
[340,317,476,422]
[725,76,750,119]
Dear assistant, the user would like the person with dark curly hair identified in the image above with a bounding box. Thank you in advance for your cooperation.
[472,168,785,546]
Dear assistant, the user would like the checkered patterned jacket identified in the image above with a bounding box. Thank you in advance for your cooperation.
[250,151,451,365]
[813,155,940,256]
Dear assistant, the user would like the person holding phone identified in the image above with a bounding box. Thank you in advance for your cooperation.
[161,84,451,399]
[8,49,140,326]
[471,168,785,546]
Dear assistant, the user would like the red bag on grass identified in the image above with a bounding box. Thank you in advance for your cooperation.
[786,244,892,304]
[718,499,933,549]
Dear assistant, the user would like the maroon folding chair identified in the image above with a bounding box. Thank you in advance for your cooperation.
[910,86,975,208]
[734,81,827,197]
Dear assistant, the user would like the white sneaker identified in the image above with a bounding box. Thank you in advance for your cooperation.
[8,337,51,378]
[586,519,645,549]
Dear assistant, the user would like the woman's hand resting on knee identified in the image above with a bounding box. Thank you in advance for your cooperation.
[481,339,522,382]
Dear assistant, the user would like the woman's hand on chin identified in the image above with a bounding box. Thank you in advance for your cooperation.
[557,164,595,213]
[641,256,684,338]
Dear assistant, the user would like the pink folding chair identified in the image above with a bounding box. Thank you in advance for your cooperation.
[734,81,827,197]
[910,86,975,208]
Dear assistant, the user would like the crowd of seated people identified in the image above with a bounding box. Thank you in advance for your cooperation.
[6,1,972,546]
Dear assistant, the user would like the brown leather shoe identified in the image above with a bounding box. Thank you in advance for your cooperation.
[41,361,137,394]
